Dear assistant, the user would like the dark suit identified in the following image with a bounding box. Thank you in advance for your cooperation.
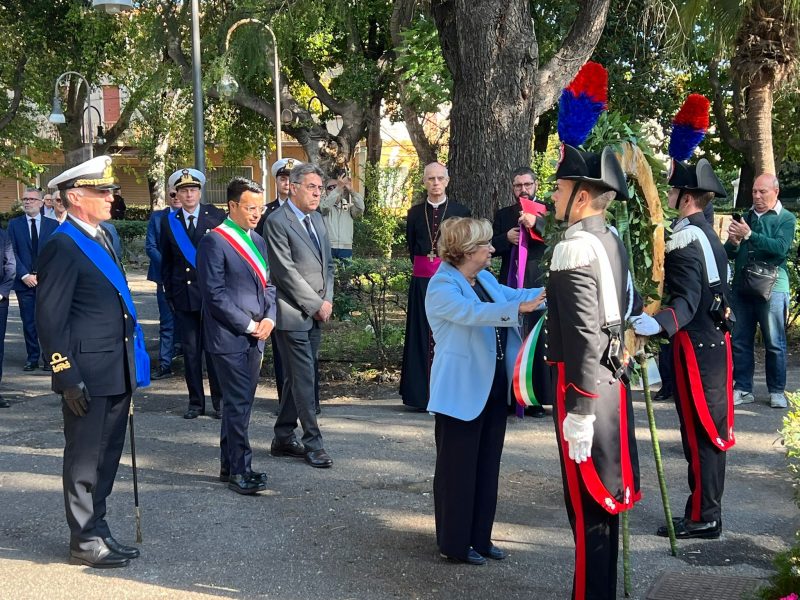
[35,217,136,553]
[8,214,58,364]
[197,227,277,476]
[259,198,286,402]
[0,228,16,384]
[160,205,226,412]
[264,202,334,451]
[146,208,177,369]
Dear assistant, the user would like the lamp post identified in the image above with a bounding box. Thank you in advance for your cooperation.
[49,71,95,160]
[91,0,134,14]
[190,0,206,182]
[83,106,106,146]
[221,18,282,162]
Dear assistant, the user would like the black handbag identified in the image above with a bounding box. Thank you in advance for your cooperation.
[739,256,778,302]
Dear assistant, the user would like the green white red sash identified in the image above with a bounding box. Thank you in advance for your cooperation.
[213,218,268,287]
[513,312,546,407]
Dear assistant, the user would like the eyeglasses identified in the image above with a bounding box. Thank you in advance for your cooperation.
[512,182,537,190]
[169,192,177,198]
[326,185,337,191]
[22,197,41,202]
[293,183,325,193]
[235,202,266,215]
[475,241,493,248]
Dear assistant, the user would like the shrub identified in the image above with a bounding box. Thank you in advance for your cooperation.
[759,391,800,599]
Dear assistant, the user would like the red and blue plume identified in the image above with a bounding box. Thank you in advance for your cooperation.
[668,94,710,161]
[557,62,608,147]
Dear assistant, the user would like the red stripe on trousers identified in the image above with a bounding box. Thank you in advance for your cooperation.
[556,363,587,600]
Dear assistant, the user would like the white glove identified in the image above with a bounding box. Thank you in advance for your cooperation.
[630,313,662,336]
[562,413,596,464]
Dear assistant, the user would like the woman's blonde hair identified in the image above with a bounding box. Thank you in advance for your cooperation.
[438,217,493,266]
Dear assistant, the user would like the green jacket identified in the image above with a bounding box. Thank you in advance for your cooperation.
[724,202,796,293]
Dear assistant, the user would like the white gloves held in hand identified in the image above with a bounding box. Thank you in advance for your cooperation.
[630,313,662,336]
[562,412,596,464]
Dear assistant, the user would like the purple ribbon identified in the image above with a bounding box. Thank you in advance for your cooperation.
[508,229,529,418]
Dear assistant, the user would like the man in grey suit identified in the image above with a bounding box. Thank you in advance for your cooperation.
[264,163,335,468]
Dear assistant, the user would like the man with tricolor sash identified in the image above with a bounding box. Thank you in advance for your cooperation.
[160,168,226,419]
[197,177,277,495]
[37,155,148,568]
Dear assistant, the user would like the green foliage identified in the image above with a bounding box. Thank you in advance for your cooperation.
[0,208,24,229]
[758,391,800,599]
[333,257,409,370]
[108,219,148,244]
[354,163,412,257]
[394,16,452,114]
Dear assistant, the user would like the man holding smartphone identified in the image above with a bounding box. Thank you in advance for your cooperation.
[725,173,796,409]
[320,172,364,261]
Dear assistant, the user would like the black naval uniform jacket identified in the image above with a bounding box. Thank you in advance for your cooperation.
[257,198,284,238]
[547,214,642,513]
[160,205,226,312]
[491,198,548,287]
[35,220,136,398]
[653,212,735,452]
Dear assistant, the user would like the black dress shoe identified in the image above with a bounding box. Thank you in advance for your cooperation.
[23,362,37,371]
[656,517,721,539]
[440,548,487,566]
[315,406,322,415]
[183,408,203,419]
[103,536,140,559]
[526,405,546,418]
[69,545,130,568]
[0,395,9,408]
[41,363,52,372]
[304,449,333,468]
[270,439,306,458]
[220,469,267,486]
[151,366,173,380]
[228,474,263,495]
[209,409,222,420]
[477,544,507,560]
[653,389,673,402]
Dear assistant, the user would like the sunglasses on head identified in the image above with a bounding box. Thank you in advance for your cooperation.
[169,192,177,198]
[326,185,337,191]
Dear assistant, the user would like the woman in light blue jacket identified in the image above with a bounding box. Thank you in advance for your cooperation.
[425,217,545,565]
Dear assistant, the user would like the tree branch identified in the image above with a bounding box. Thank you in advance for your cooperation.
[532,0,611,119]
[0,53,27,132]
[708,59,748,153]
[299,59,353,116]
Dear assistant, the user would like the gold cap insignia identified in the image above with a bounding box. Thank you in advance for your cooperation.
[179,169,195,185]
[286,159,295,170]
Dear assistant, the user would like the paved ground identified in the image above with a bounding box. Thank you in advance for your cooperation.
[0,271,797,599]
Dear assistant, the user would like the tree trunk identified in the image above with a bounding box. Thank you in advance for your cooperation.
[744,80,776,176]
[432,0,537,219]
[149,129,171,210]
[735,160,755,209]
[366,102,383,167]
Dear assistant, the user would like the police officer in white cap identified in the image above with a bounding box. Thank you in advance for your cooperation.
[36,155,144,568]
[160,168,226,419]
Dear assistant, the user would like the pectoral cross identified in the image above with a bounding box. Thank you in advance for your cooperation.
[427,250,436,262]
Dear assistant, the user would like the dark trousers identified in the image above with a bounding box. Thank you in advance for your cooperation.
[156,286,177,369]
[658,339,674,395]
[212,346,262,476]
[433,367,507,559]
[674,377,726,523]
[274,324,323,451]
[0,299,8,382]
[270,335,284,402]
[15,287,40,364]
[62,392,131,551]
[175,309,221,412]
[560,469,620,600]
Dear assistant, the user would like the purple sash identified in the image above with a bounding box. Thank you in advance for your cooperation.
[413,255,441,278]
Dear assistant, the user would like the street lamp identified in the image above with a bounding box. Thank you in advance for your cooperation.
[221,18,283,162]
[92,0,134,14]
[83,106,106,146]
[49,71,96,159]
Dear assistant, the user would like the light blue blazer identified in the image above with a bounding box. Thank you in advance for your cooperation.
[425,261,543,421]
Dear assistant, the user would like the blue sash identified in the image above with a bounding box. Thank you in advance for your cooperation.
[56,221,151,388]
[168,210,197,267]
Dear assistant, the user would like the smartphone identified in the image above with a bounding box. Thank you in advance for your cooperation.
[732,213,742,222]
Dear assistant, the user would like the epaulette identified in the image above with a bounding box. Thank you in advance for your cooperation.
[665,228,700,253]
[550,237,596,271]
